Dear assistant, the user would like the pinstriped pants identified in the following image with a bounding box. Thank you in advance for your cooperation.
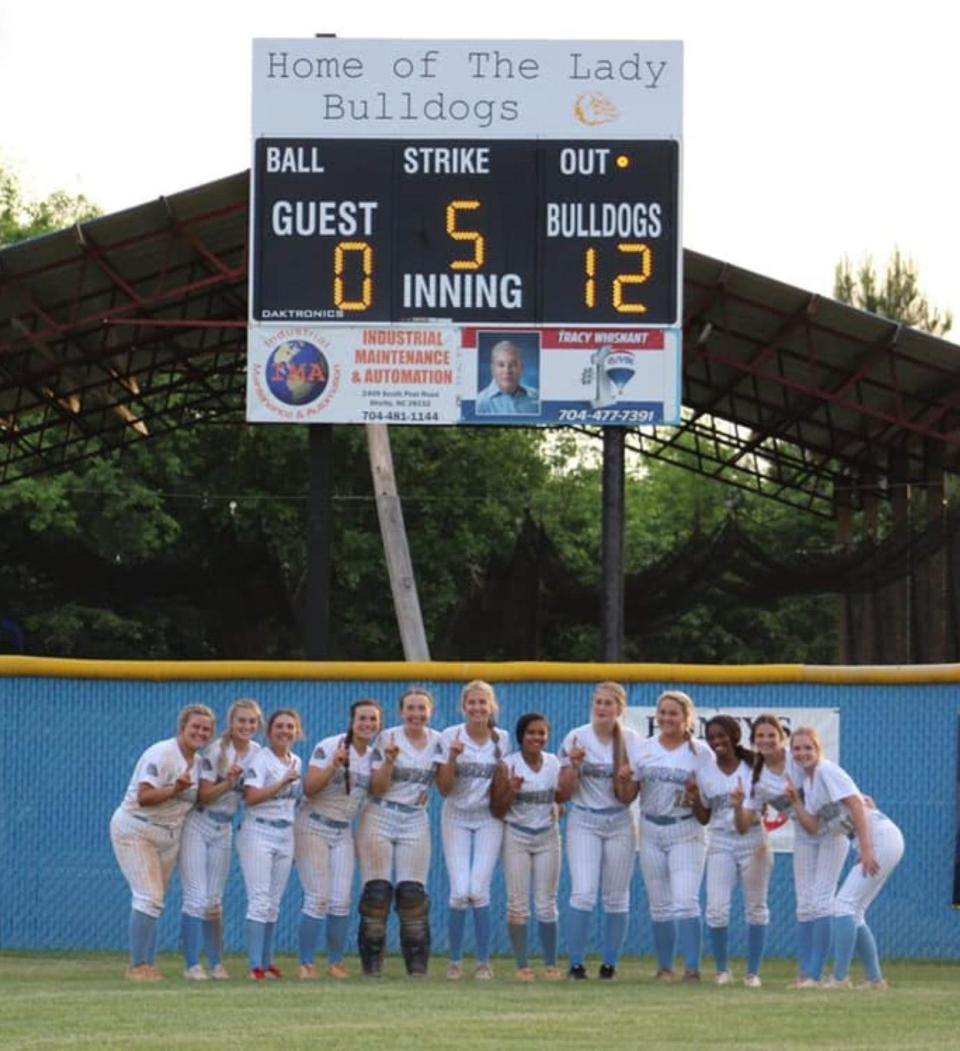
[356,803,431,885]
[294,813,355,918]
[179,811,233,918]
[565,806,636,914]
[502,823,560,923]
[110,808,181,919]
[638,816,707,921]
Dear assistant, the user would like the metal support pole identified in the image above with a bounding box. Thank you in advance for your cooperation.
[366,423,431,661]
[306,423,332,660]
[601,427,625,661]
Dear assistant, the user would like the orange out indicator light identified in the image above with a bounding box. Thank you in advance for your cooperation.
[616,155,630,169]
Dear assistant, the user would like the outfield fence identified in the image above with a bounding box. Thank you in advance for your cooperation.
[1,658,957,960]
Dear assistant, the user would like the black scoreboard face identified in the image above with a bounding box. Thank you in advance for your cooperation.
[252,138,678,326]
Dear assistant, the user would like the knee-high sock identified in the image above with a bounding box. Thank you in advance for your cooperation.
[181,913,204,969]
[203,915,223,968]
[708,925,729,973]
[796,920,815,978]
[263,921,276,969]
[808,916,832,981]
[832,915,857,981]
[130,910,157,967]
[855,923,882,982]
[246,919,267,970]
[448,907,468,963]
[603,912,628,967]
[677,917,702,972]
[747,924,767,976]
[326,914,349,965]
[508,922,528,969]
[473,905,491,964]
[567,907,592,967]
[653,920,676,971]
[538,920,558,967]
[299,914,323,966]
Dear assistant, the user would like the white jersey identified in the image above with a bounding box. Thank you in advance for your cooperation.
[697,758,753,835]
[628,735,715,819]
[743,755,813,841]
[370,725,440,807]
[243,748,302,823]
[198,739,260,818]
[303,734,374,822]
[558,723,639,810]
[799,758,883,840]
[434,723,511,810]
[119,737,200,827]
[503,751,560,829]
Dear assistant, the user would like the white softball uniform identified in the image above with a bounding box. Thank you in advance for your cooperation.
[110,738,201,918]
[236,748,302,924]
[356,726,440,885]
[294,736,373,919]
[799,759,905,923]
[180,740,260,919]
[744,759,847,922]
[630,735,714,922]
[501,751,561,923]
[559,724,638,914]
[698,759,772,927]
[435,724,511,909]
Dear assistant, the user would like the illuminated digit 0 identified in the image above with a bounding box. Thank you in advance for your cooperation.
[446,200,485,271]
[585,247,597,308]
[333,240,373,311]
[612,242,652,314]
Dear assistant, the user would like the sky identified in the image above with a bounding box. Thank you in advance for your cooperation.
[1,0,956,332]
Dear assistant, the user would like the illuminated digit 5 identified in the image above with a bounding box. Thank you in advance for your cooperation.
[333,241,373,311]
[446,200,485,271]
[612,242,652,314]
[584,248,597,308]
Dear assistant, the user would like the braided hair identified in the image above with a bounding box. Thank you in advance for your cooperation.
[343,698,383,795]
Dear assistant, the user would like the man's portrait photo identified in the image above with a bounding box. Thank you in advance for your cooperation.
[475,333,541,416]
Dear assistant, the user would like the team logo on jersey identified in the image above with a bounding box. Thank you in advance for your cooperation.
[146,763,159,777]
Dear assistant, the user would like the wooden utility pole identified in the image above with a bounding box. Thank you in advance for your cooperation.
[366,424,431,661]
[601,428,626,661]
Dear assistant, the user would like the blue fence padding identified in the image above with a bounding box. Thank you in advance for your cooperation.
[0,676,957,959]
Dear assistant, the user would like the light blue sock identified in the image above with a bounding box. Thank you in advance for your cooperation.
[299,914,323,966]
[832,915,857,981]
[808,916,832,980]
[473,905,492,964]
[181,913,204,969]
[708,925,729,973]
[567,907,592,967]
[203,916,222,968]
[747,924,767,976]
[796,920,815,978]
[448,907,468,963]
[508,923,528,969]
[538,920,558,967]
[677,917,702,972]
[652,920,676,971]
[145,913,160,965]
[263,921,276,969]
[326,914,349,965]
[246,919,267,970]
[603,912,628,967]
[855,923,882,982]
[129,909,156,967]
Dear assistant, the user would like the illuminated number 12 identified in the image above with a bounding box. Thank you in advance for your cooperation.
[583,243,653,314]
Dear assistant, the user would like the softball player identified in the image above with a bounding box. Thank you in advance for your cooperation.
[295,699,381,980]
[179,699,262,980]
[558,681,639,981]
[435,679,511,981]
[624,689,714,982]
[356,687,440,977]
[787,727,904,989]
[693,715,772,987]
[490,712,567,981]
[236,708,303,980]
[110,704,215,981]
[736,713,843,987]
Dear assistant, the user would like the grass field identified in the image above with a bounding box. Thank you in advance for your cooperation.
[2,954,959,1050]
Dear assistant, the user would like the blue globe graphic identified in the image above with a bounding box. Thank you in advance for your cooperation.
[265,340,329,406]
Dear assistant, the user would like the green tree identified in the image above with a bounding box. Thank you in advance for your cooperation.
[0,164,100,246]
[834,248,952,337]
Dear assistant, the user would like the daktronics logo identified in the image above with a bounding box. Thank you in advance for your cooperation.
[574,92,620,127]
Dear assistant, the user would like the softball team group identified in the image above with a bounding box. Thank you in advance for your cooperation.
[110,681,903,988]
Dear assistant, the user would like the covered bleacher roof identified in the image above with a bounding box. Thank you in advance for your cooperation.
[1,169,957,516]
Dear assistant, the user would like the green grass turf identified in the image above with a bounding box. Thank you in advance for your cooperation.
[2,954,959,1050]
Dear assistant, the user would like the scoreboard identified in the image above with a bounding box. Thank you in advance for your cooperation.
[252,138,679,326]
